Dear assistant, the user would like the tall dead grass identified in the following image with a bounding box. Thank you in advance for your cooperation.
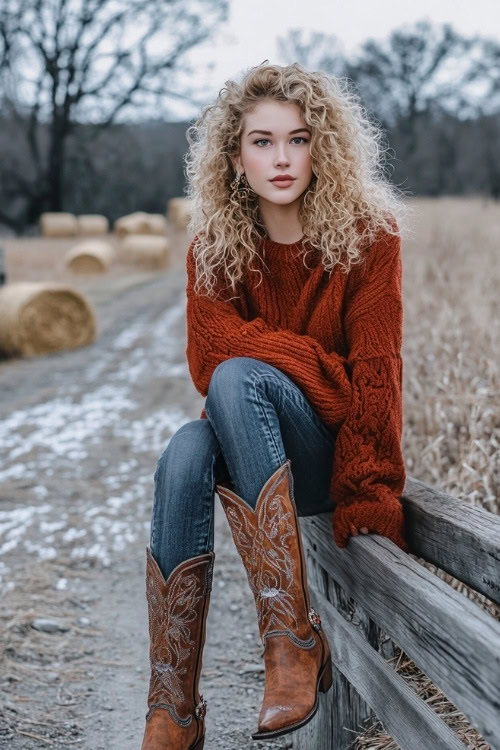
[351,196,500,750]
[402,196,499,516]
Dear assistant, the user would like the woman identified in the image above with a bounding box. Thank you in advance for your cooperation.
[141,61,412,750]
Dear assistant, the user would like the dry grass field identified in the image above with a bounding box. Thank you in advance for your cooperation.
[402,197,499,516]
[0,197,498,749]
[354,196,500,750]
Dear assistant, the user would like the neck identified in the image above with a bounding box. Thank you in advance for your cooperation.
[258,196,303,244]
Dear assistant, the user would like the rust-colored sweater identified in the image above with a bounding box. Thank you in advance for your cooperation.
[185,227,409,553]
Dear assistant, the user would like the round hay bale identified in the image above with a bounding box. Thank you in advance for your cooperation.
[114,212,147,237]
[65,241,116,274]
[40,212,79,238]
[121,234,170,269]
[167,198,191,231]
[114,211,167,238]
[0,282,96,357]
[77,214,109,236]
[146,213,169,235]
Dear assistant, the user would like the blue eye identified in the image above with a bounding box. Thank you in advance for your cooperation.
[254,137,308,147]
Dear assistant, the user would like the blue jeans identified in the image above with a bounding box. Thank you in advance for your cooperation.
[150,357,337,580]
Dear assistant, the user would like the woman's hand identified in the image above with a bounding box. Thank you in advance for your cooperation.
[332,500,409,552]
[350,525,369,536]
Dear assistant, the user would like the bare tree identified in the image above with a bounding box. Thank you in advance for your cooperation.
[277,28,348,78]
[466,35,500,117]
[279,20,500,130]
[276,20,500,196]
[0,0,228,230]
[347,21,498,140]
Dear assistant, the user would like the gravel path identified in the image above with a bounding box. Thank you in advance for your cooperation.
[0,268,291,749]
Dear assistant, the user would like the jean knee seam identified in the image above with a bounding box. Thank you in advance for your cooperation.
[206,380,283,479]
[255,372,333,442]
[204,404,231,477]
[249,371,285,467]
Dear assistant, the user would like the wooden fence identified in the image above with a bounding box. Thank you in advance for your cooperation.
[294,475,500,750]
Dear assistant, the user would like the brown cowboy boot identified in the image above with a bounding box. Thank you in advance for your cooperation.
[141,547,215,750]
[216,459,332,740]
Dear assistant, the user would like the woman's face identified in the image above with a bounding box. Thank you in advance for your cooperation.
[232,99,313,207]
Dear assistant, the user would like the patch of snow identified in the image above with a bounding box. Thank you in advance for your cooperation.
[106,496,129,512]
[34,486,49,499]
[0,464,28,482]
[24,539,58,560]
[1,385,136,462]
[71,543,111,567]
[115,407,190,453]
[63,528,87,542]
[40,520,66,534]
[0,504,53,555]
[112,321,146,351]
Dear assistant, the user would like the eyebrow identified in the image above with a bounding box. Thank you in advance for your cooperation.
[246,128,311,136]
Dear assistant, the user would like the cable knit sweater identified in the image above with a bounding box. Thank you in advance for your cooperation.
[185,227,409,553]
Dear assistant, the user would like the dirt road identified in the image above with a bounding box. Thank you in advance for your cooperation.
[0,268,295,749]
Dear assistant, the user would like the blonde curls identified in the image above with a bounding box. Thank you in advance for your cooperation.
[185,61,413,298]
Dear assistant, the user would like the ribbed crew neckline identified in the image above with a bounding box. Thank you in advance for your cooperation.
[260,234,306,255]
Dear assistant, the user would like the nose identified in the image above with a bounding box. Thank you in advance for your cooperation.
[274,142,290,168]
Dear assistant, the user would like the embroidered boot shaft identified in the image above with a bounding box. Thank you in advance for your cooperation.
[216,459,333,740]
[141,547,214,750]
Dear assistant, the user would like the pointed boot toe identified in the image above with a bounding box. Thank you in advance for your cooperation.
[256,690,316,736]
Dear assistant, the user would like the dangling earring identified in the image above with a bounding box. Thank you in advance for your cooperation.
[230,172,255,203]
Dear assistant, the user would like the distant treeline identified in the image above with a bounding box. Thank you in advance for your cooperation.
[1,6,499,233]
[1,108,498,235]
[0,118,192,231]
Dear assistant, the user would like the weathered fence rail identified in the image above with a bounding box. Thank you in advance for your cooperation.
[294,475,500,750]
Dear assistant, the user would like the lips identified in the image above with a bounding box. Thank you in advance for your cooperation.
[271,175,295,182]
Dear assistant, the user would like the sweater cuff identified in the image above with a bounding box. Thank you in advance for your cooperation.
[230,317,275,341]
[332,497,409,552]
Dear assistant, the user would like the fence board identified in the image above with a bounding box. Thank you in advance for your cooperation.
[296,581,467,750]
[295,548,376,749]
[299,514,500,749]
[403,475,500,604]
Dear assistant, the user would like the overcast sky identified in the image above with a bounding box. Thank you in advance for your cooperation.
[168,0,500,119]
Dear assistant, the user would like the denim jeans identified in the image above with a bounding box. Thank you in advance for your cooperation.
[150,357,337,581]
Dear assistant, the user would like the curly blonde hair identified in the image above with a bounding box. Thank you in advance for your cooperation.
[185,61,413,297]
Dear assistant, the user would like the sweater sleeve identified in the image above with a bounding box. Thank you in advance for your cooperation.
[330,228,409,553]
[185,239,352,428]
